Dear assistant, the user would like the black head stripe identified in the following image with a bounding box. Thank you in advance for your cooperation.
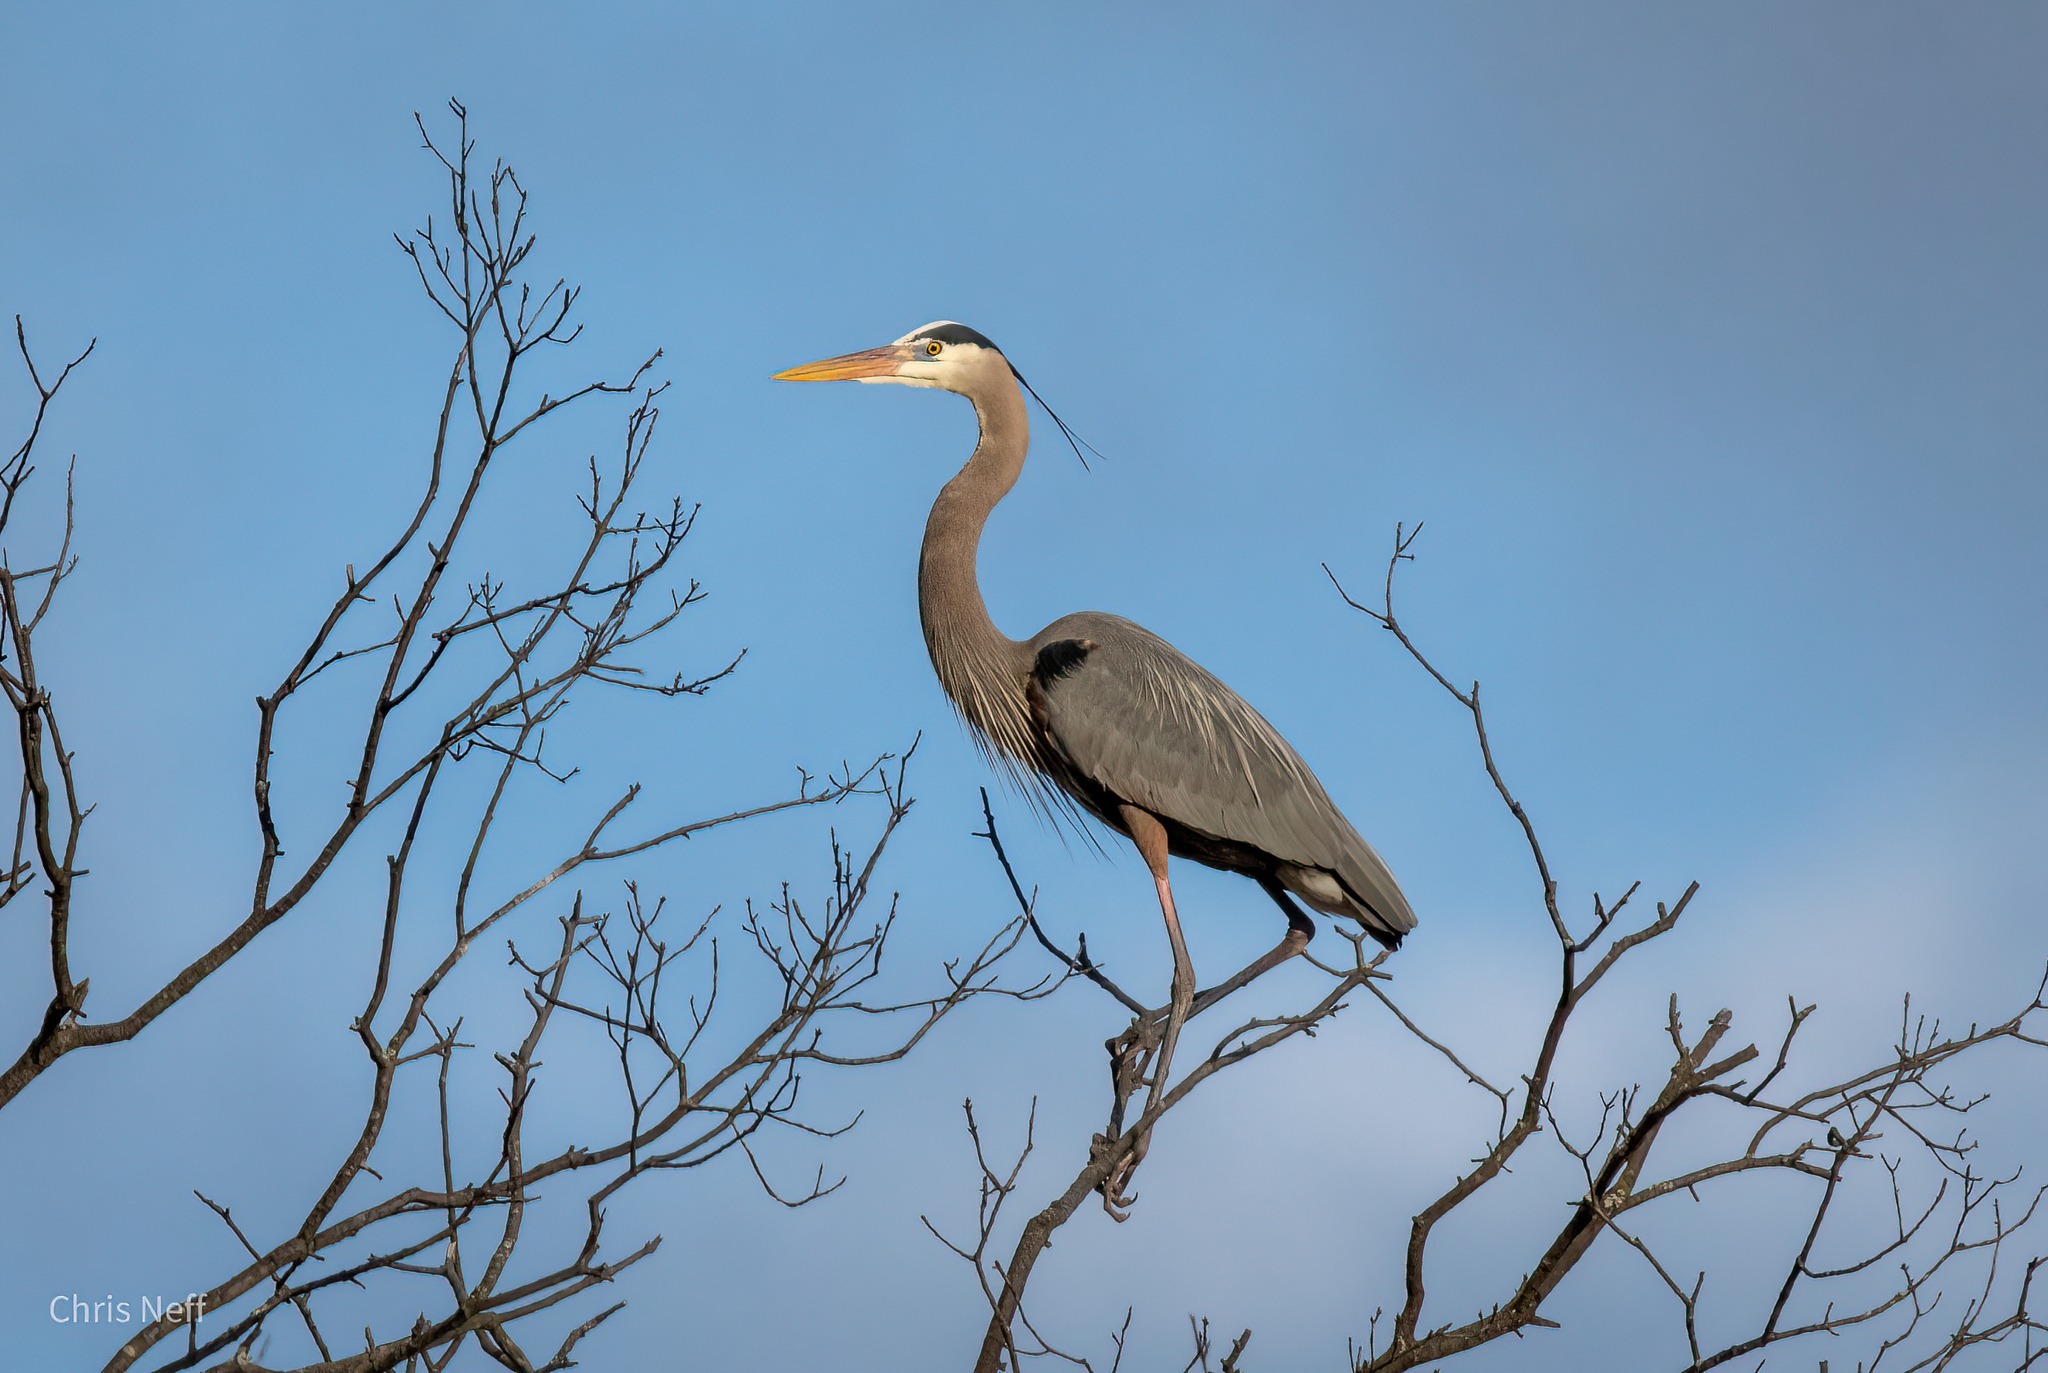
[912,322,1002,352]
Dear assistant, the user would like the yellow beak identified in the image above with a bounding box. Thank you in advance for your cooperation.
[772,343,917,382]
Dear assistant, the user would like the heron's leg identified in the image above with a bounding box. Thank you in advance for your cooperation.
[1103,804,1193,1213]
[1184,878,1316,1018]
[1123,807,1194,1106]
[1130,880,1313,1023]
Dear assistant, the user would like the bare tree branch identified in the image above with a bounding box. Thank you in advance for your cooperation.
[936,520,2048,1371]
[0,102,1035,1373]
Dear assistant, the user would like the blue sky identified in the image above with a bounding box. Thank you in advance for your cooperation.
[2,5,2044,1369]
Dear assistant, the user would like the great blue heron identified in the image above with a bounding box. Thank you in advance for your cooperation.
[776,321,1415,1148]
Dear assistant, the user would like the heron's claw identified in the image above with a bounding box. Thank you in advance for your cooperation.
[1100,1129,1152,1220]
[1101,1168,1137,1220]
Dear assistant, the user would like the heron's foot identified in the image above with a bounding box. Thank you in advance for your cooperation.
[1103,1024,1161,1152]
[1099,971,1197,1218]
[1107,1016,1166,1068]
[1100,1129,1152,1220]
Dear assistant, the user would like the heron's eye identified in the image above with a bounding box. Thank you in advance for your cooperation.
[925,340,943,357]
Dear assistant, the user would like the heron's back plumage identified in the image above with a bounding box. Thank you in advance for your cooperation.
[1024,612,1416,947]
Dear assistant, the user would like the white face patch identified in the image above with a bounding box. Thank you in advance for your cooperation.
[866,322,1007,394]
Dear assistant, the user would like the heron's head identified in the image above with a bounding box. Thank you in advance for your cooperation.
[773,321,1010,397]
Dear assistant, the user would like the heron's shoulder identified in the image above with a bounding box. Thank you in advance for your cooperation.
[1029,612,1183,663]
[1026,614,1244,716]
[1027,613,1261,735]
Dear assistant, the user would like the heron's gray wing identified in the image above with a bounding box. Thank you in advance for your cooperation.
[1029,612,1416,937]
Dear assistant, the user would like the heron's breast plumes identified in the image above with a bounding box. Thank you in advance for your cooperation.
[922,618,1041,775]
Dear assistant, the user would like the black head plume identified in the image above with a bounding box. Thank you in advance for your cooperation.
[1007,362,1105,472]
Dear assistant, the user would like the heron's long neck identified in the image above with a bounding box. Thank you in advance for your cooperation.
[919,381,1035,758]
